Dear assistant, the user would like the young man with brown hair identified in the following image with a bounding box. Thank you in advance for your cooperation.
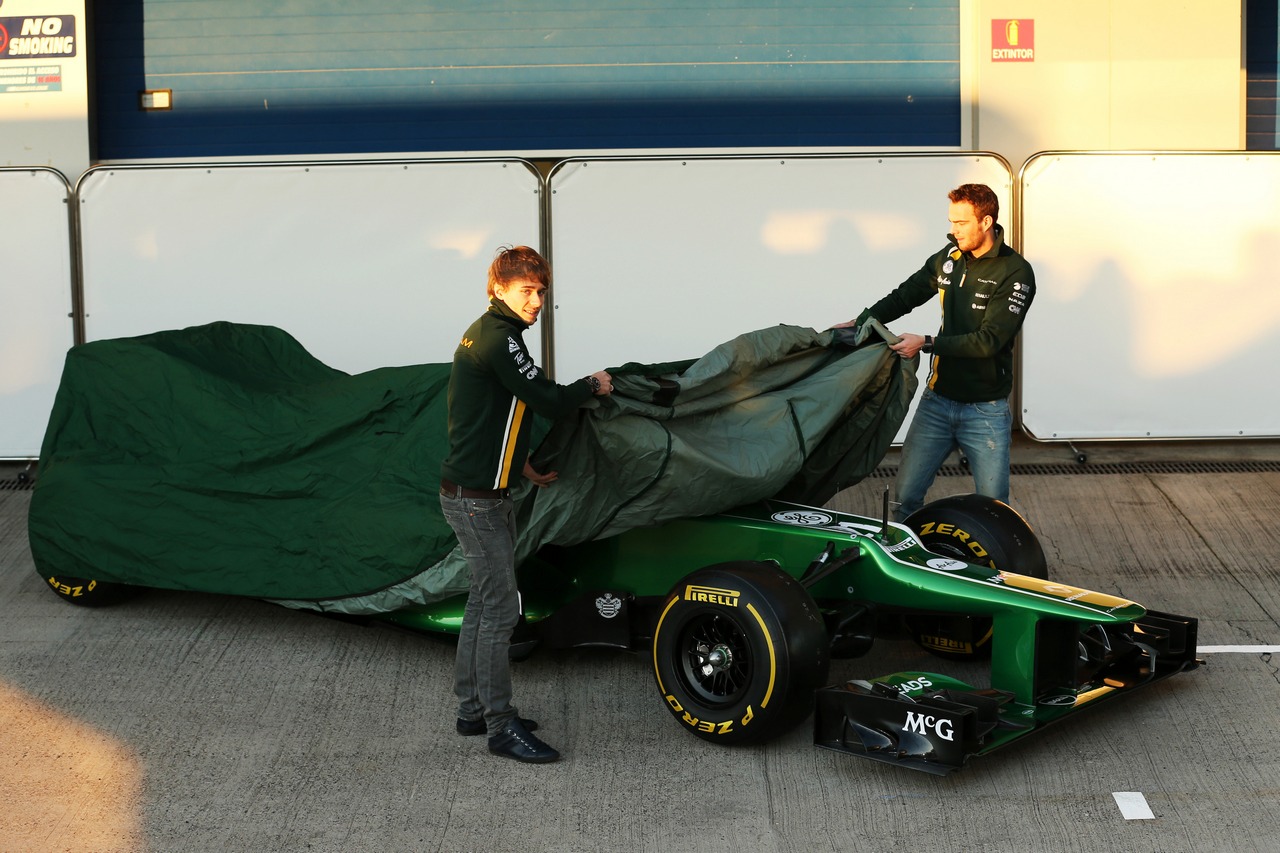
[440,245,612,763]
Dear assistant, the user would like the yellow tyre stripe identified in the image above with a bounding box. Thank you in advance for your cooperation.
[652,595,681,695]
[745,603,777,708]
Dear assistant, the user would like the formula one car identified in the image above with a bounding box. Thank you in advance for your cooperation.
[40,488,1200,775]
[29,321,1200,773]
[426,490,1196,774]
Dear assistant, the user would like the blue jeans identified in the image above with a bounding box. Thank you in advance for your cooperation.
[439,493,521,736]
[893,388,1012,522]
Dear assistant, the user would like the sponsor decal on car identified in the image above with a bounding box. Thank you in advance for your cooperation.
[903,711,955,741]
[595,592,623,619]
[764,509,874,540]
[996,572,1134,610]
[890,676,934,694]
[770,509,833,526]
[682,584,740,607]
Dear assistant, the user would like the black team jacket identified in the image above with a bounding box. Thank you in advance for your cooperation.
[441,299,595,490]
[864,224,1035,403]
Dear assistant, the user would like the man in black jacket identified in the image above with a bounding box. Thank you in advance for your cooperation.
[440,245,612,763]
[837,184,1035,522]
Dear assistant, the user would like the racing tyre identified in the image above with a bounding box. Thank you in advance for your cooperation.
[42,573,134,607]
[652,561,829,745]
[903,494,1048,662]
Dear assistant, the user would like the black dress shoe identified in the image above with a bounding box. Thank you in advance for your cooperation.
[487,718,560,764]
[456,716,539,737]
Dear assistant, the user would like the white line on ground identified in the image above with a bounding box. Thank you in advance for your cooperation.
[1197,646,1279,654]
[1113,792,1155,820]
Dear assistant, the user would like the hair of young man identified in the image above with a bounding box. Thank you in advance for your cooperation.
[488,245,551,298]
[948,183,999,225]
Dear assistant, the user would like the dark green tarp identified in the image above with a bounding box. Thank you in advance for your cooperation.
[28,321,915,611]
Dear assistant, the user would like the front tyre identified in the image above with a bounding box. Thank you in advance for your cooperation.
[903,494,1048,661]
[652,561,829,745]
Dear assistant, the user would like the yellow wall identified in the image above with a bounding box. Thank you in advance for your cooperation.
[971,0,1245,171]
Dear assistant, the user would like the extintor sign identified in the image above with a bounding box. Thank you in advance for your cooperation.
[991,19,1034,62]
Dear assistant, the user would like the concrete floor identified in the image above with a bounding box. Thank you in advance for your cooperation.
[2,439,1279,852]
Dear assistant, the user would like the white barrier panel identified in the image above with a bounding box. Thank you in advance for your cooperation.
[77,161,543,374]
[548,154,1013,440]
[1020,152,1280,439]
[1,168,74,459]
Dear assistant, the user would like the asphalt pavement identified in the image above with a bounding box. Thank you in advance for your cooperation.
[2,439,1279,853]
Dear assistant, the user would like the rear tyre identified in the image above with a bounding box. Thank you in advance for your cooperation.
[903,494,1047,661]
[42,574,134,607]
[652,561,829,744]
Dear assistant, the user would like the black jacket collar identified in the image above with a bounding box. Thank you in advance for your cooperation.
[487,298,529,330]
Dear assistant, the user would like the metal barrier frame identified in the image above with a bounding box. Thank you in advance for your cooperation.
[71,158,547,376]
[9,149,1280,459]
[1,167,76,460]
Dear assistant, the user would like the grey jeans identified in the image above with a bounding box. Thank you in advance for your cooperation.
[439,492,521,736]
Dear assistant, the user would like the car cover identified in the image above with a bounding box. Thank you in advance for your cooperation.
[28,320,916,612]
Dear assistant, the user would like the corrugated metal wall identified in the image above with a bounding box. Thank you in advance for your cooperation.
[91,0,961,159]
[1248,0,1280,149]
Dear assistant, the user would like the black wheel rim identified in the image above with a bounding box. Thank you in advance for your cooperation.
[922,539,968,561]
[674,612,753,707]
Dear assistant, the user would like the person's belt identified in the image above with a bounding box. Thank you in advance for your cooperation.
[440,478,510,499]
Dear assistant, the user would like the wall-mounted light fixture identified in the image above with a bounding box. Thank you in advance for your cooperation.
[139,89,173,111]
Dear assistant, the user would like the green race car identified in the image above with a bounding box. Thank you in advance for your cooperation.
[391,490,1198,774]
[40,488,1199,775]
[29,322,1199,774]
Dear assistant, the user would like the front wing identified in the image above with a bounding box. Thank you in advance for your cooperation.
[813,609,1201,774]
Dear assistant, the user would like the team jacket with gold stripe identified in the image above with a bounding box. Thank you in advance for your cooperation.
[864,225,1035,403]
[441,299,595,490]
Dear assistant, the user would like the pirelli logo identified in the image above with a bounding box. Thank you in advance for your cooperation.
[683,585,740,607]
